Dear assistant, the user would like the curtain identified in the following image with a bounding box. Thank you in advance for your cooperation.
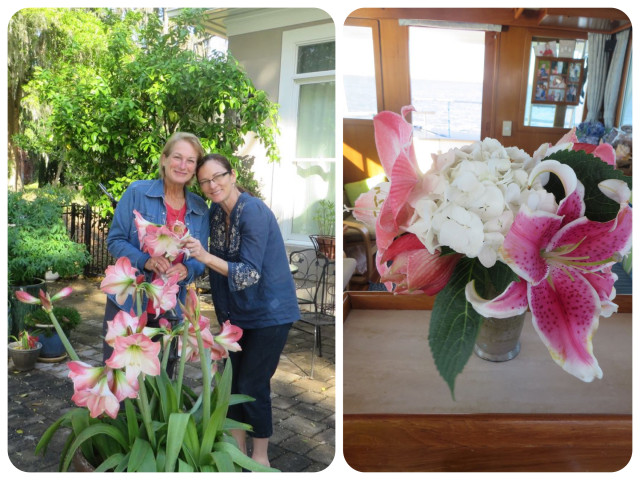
[603,29,630,128]
[585,33,611,123]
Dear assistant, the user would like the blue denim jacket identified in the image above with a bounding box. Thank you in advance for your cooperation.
[106,179,209,314]
[208,193,300,329]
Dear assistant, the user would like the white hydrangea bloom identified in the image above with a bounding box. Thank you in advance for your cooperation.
[407,137,555,267]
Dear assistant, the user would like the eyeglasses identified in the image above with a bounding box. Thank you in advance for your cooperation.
[198,171,230,187]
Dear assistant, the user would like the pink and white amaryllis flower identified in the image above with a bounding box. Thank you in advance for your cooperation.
[378,233,462,295]
[143,224,189,261]
[100,256,139,305]
[104,310,147,347]
[106,333,161,380]
[133,210,154,246]
[214,320,243,353]
[15,287,73,312]
[68,364,120,419]
[465,160,632,382]
[134,210,190,260]
[179,316,216,362]
[144,273,180,313]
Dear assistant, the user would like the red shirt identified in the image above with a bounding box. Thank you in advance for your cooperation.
[147,201,187,315]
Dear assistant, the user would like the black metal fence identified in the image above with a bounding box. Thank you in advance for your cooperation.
[62,204,114,276]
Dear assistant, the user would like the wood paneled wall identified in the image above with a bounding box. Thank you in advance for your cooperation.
[343,8,629,184]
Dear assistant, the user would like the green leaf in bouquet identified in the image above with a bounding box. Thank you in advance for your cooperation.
[429,258,519,397]
[429,257,484,398]
[544,149,631,222]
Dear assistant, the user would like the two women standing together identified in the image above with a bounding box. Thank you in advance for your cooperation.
[104,132,300,467]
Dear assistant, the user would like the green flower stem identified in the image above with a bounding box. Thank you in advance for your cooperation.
[161,340,172,372]
[195,324,211,427]
[46,311,79,361]
[175,323,190,404]
[137,374,157,449]
[135,289,144,318]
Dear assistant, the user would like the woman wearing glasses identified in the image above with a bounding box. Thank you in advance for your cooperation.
[183,153,299,467]
[103,132,209,370]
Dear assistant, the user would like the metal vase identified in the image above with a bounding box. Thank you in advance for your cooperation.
[474,312,526,362]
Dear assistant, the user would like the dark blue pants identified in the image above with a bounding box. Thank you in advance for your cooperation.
[226,323,292,438]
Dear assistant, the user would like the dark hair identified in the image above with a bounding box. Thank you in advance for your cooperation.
[197,154,249,194]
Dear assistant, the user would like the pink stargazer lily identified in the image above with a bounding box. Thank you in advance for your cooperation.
[100,256,139,305]
[378,233,462,295]
[15,287,73,312]
[371,106,423,253]
[465,160,632,382]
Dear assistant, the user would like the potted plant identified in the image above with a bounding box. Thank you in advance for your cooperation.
[7,187,90,335]
[25,306,81,359]
[8,330,42,371]
[310,199,336,259]
[15,209,278,472]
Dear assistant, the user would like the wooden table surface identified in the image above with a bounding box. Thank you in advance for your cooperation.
[343,292,632,472]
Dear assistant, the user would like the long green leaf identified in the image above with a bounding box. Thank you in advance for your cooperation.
[95,453,125,472]
[35,410,74,455]
[212,441,279,472]
[199,404,226,463]
[429,257,485,398]
[165,412,190,472]
[183,415,200,455]
[212,450,236,472]
[178,459,196,472]
[124,398,139,444]
[128,437,157,472]
[62,423,129,471]
[222,418,253,432]
[228,393,255,406]
[70,408,95,464]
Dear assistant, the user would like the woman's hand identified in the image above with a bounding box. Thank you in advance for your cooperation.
[184,237,207,261]
[166,263,189,282]
[145,256,171,275]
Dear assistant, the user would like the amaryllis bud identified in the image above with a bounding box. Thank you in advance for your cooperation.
[14,290,40,305]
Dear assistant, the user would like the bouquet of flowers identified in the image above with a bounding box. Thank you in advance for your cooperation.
[15,210,275,472]
[353,106,632,395]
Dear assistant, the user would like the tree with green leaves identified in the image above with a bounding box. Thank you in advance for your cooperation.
[8,8,112,189]
[15,8,279,211]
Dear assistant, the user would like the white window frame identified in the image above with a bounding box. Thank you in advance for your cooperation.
[277,23,336,245]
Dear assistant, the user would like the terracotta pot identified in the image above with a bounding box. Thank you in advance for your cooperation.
[8,341,42,371]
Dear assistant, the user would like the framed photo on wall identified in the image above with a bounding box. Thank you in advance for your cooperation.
[532,56,584,106]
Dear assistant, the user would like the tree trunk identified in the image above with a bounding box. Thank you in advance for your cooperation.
[7,83,24,191]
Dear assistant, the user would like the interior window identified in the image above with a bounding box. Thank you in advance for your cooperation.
[523,37,587,128]
[343,25,378,119]
[408,26,485,168]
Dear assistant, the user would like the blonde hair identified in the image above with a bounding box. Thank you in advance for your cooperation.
[159,132,205,186]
